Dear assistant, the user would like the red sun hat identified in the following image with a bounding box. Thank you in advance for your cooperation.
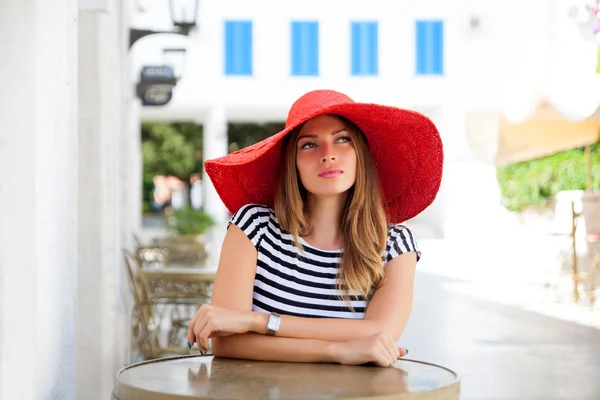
[204,89,444,223]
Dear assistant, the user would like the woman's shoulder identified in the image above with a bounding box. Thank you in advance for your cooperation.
[230,203,273,221]
[386,223,416,237]
[384,223,421,262]
[228,204,274,248]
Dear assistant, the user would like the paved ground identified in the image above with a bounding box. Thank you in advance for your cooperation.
[402,271,600,400]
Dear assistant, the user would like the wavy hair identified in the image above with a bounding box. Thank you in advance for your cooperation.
[274,116,388,306]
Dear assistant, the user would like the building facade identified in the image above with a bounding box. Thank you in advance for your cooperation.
[135,0,599,237]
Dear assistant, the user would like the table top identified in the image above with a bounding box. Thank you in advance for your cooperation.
[113,355,460,400]
[143,268,217,280]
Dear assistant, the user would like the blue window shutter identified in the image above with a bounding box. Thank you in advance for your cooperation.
[291,21,319,76]
[416,20,444,75]
[224,21,253,76]
[351,22,378,76]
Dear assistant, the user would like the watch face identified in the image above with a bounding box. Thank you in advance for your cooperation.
[267,314,280,334]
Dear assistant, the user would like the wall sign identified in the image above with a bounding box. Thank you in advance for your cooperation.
[136,65,178,107]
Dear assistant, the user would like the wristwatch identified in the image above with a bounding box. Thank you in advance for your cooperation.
[266,312,281,336]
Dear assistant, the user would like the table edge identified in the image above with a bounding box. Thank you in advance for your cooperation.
[114,355,460,400]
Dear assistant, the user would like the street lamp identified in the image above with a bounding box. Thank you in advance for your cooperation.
[163,48,187,80]
[129,0,200,49]
[170,0,199,34]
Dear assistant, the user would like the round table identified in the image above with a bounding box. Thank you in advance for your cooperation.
[112,355,460,400]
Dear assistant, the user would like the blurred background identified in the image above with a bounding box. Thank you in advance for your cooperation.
[1,0,599,399]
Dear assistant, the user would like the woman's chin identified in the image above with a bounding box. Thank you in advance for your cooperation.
[306,184,354,198]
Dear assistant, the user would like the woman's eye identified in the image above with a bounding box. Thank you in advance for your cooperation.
[300,142,315,149]
[337,136,351,143]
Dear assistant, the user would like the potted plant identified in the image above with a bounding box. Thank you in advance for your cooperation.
[159,207,215,265]
[166,206,215,241]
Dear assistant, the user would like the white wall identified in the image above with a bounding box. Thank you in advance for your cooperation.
[136,0,455,120]
[133,0,598,121]
[0,0,78,398]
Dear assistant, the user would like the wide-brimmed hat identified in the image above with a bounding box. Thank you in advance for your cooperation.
[204,89,443,223]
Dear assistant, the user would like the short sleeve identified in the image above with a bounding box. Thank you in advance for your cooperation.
[227,204,270,250]
[383,225,421,265]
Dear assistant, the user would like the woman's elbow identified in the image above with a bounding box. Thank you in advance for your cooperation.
[380,321,408,342]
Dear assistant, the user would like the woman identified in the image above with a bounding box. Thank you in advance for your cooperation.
[187,90,443,367]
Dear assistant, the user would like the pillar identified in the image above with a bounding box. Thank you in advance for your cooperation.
[437,102,512,240]
[202,107,230,263]
[77,2,128,399]
[0,0,78,398]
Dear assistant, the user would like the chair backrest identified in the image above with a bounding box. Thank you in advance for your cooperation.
[122,249,160,358]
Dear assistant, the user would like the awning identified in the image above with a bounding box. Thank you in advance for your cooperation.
[495,101,600,165]
[466,100,600,165]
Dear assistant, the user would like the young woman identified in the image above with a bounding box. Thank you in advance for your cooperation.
[187,90,443,367]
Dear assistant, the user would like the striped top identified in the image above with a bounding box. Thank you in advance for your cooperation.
[228,204,421,319]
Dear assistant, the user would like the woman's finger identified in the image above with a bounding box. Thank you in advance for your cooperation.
[379,337,397,365]
[198,324,211,353]
[397,347,408,357]
[187,311,201,347]
[195,315,211,353]
[371,342,391,367]
[374,350,392,368]
[384,334,400,358]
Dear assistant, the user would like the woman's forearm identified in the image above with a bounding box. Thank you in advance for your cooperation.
[250,312,388,342]
[211,333,339,363]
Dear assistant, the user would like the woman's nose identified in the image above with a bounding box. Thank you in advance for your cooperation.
[320,142,337,162]
[321,154,336,163]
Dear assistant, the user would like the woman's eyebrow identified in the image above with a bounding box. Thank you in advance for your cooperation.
[298,128,347,140]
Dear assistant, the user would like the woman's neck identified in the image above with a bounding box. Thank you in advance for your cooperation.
[303,194,347,250]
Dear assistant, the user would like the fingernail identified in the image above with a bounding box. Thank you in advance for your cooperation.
[188,342,192,349]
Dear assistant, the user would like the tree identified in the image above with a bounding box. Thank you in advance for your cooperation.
[141,122,201,179]
[140,121,284,213]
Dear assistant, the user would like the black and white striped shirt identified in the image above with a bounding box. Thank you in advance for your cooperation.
[228,204,421,319]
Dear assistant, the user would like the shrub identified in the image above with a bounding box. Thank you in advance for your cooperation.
[496,142,600,211]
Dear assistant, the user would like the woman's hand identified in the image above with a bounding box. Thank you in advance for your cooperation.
[187,304,255,353]
[329,332,407,367]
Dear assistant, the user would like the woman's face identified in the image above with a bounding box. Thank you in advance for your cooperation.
[295,115,357,198]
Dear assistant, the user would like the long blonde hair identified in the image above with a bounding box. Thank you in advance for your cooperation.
[274,115,388,305]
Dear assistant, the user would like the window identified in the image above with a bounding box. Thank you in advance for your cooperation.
[415,20,444,75]
[291,21,319,76]
[224,20,253,76]
[351,22,378,76]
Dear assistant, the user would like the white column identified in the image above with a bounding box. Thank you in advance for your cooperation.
[119,0,137,365]
[77,3,127,399]
[121,0,142,251]
[203,107,230,226]
[202,107,230,264]
[123,98,143,243]
[437,102,512,240]
[0,0,78,399]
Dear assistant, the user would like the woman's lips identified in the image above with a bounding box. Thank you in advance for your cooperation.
[318,168,343,178]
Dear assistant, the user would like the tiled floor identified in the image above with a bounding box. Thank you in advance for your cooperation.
[402,271,600,400]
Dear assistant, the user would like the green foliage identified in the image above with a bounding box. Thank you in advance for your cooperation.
[141,121,284,213]
[496,142,600,211]
[142,173,155,214]
[141,122,201,179]
[141,121,284,178]
[167,207,215,236]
